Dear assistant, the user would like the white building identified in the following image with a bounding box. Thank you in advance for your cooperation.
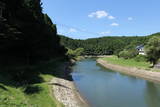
[136,45,146,55]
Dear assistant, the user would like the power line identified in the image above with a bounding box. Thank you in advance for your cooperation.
[54,22,101,36]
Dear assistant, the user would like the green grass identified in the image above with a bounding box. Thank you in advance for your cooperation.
[101,56,151,69]
[24,74,63,107]
[0,76,62,107]
[0,58,65,107]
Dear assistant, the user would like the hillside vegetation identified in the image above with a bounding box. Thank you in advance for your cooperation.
[0,0,67,106]
[0,0,66,66]
[60,35,151,55]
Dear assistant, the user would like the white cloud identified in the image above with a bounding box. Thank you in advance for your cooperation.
[108,15,115,19]
[100,31,111,35]
[88,10,116,20]
[128,17,133,21]
[88,10,108,19]
[110,23,119,26]
[69,28,77,33]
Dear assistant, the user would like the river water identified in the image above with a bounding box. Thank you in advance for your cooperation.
[71,59,160,107]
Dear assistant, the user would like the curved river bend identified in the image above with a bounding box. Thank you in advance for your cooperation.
[71,59,160,107]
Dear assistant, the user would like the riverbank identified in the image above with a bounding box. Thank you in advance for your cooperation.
[51,62,88,107]
[84,55,113,58]
[51,77,88,107]
[0,58,87,107]
[0,59,65,107]
[97,59,160,83]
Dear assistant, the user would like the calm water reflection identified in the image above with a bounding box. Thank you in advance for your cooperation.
[71,59,160,107]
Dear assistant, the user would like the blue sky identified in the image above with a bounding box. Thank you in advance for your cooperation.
[42,0,160,39]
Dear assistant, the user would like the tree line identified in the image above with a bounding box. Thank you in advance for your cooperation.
[60,33,160,66]
[60,35,149,55]
[0,0,67,85]
[0,0,67,66]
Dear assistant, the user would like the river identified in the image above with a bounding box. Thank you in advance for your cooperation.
[71,58,160,107]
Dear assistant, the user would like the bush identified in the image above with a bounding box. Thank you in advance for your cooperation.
[66,48,84,59]
[118,50,129,59]
[118,49,138,59]
[134,55,147,62]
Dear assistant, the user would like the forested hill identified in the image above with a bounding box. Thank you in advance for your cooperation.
[0,0,66,65]
[60,35,153,55]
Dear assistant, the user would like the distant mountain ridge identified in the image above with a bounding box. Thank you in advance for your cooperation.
[60,33,160,55]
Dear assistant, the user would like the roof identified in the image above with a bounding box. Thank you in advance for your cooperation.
[136,45,144,50]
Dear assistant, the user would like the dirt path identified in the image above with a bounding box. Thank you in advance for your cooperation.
[97,59,160,83]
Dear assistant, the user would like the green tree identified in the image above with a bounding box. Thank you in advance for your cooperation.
[66,48,84,58]
[145,36,160,65]
[60,35,149,56]
[74,48,84,56]
[118,49,138,59]
[23,0,43,19]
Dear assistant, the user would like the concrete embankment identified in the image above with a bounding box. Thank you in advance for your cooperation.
[51,77,88,107]
[51,62,89,107]
[97,59,160,83]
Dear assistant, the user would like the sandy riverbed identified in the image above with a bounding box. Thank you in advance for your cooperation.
[97,59,160,83]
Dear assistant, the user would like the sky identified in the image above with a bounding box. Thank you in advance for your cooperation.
[42,0,160,39]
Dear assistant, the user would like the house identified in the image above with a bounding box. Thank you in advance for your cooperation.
[136,45,146,55]
[0,1,5,18]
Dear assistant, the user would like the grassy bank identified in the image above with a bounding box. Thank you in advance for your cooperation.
[0,58,66,107]
[97,58,160,83]
[101,56,150,69]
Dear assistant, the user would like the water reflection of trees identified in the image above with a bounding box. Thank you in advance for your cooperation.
[145,82,160,107]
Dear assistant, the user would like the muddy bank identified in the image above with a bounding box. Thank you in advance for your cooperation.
[97,59,160,83]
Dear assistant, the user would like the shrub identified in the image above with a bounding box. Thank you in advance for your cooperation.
[118,49,138,59]
[134,55,147,62]
[66,48,84,59]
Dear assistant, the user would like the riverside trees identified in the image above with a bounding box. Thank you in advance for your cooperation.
[60,33,160,67]
[0,0,67,85]
[145,35,160,65]
[0,0,66,65]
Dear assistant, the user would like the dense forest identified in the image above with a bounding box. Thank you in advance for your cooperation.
[60,35,151,55]
[0,0,68,106]
[0,0,66,66]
